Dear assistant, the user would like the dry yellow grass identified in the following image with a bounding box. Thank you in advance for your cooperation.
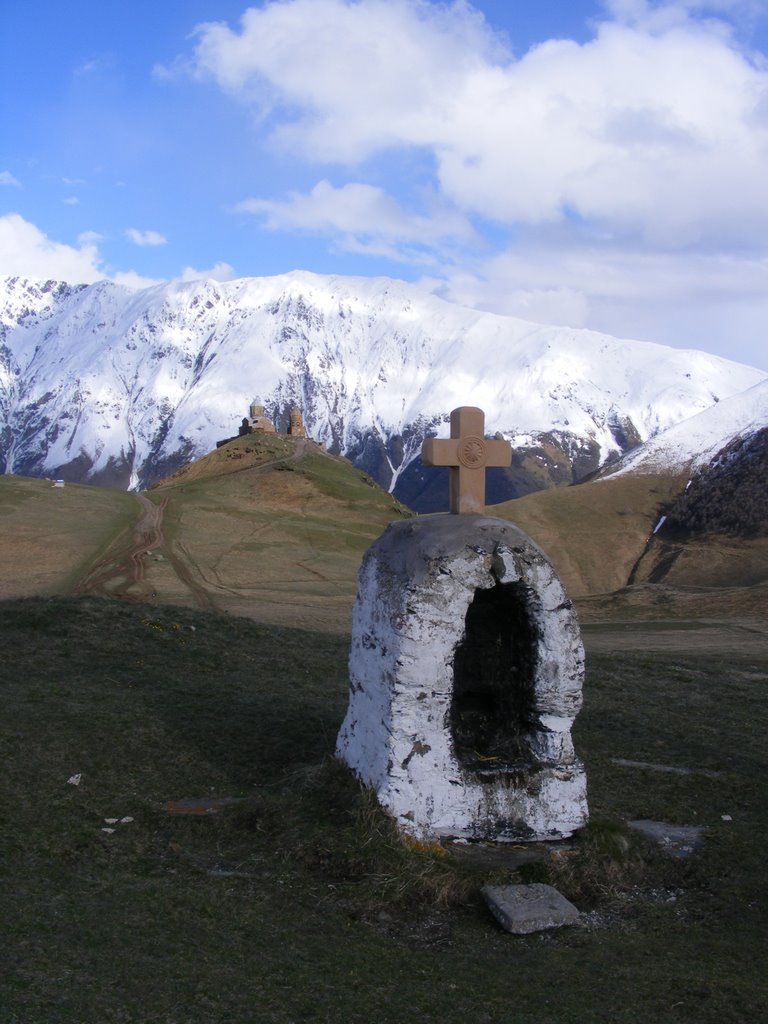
[491,471,687,597]
[491,469,768,621]
[1,437,409,634]
[0,476,137,598]
[3,441,765,630]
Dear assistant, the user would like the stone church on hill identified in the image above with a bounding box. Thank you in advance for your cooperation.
[216,401,307,448]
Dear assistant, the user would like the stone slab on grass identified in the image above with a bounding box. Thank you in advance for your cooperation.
[627,819,706,858]
[481,883,580,934]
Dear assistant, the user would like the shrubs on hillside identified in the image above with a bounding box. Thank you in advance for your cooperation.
[662,427,768,539]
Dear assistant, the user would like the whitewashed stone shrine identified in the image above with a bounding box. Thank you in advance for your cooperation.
[336,407,588,842]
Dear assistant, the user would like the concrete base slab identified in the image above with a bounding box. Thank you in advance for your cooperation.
[446,839,576,869]
[481,883,580,934]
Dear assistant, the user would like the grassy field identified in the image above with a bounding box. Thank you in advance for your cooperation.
[495,471,687,598]
[146,440,411,631]
[0,439,411,633]
[4,439,766,633]
[2,596,766,1024]
[0,476,138,599]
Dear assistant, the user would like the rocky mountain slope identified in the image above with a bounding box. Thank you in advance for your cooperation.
[1,272,764,508]
[657,426,768,541]
[606,378,768,480]
[610,388,768,593]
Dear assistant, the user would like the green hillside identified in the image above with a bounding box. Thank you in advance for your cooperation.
[491,466,768,621]
[491,471,685,597]
[1,436,410,634]
[3,432,766,629]
[0,475,137,598]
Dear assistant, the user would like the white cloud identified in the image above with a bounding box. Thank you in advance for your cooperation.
[602,0,763,28]
[74,56,112,77]
[178,0,768,367]
[63,196,80,206]
[178,261,236,282]
[434,25,768,246]
[429,236,768,369]
[125,227,168,246]
[0,213,104,283]
[1,171,21,187]
[237,180,476,261]
[189,0,768,249]
[0,215,161,289]
[191,0,499,162]
[112,269,164,289]
[0,216,235,292]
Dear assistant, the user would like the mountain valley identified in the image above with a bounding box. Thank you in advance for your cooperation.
[3,419,765,632]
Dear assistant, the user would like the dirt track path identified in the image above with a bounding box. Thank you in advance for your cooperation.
[70,441,316,607]
[71,493,172,601]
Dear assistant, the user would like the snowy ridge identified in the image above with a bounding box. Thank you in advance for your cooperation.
[0,271,765,497]
[607,378,768,478]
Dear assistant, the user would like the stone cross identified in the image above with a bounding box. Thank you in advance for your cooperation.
[422,406,512,514]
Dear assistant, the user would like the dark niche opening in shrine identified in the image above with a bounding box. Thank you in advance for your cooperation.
[450,581,539,771]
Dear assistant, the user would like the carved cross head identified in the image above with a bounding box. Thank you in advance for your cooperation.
[421,406,512,514]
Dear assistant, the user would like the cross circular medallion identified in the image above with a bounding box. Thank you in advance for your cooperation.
[457,435,487,468]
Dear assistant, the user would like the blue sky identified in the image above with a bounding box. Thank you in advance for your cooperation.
[2,0,768,370]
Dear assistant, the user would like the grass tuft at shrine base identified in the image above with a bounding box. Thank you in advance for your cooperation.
[2,596,766,1024]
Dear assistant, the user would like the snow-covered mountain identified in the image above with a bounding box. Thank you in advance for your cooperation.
[606,378,768,478]
[1,272,765,506]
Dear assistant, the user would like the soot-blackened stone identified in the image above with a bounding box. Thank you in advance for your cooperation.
[451,581,539,770]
